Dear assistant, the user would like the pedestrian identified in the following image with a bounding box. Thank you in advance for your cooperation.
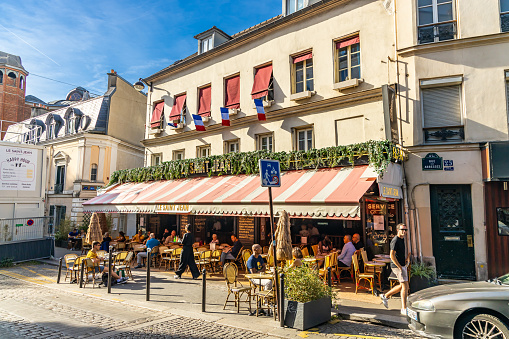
[380,224,411,315]
[174,224,200,279]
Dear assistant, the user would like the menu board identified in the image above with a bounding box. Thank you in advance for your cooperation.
[238,216,255,246]
[194,216,206,234]
[179,214,189,237]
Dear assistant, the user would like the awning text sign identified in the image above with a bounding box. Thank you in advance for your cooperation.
[155,204,190,213]
[0,145,37,191]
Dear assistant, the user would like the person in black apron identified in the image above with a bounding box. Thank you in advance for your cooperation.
[174,224,200,279]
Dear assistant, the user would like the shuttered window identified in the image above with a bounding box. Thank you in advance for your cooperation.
[422,85,461,128]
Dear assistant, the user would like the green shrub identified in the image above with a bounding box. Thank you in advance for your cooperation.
[0,257,14,268]
[411,262,437,280]
[284,264,336,303]
[54,217,75,242]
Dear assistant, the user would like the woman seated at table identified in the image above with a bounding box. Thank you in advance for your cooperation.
[100,232,112,251]
[210,234,220,245]
[290,247,303,268]
[115,231,126,242]
[317,235,333,255]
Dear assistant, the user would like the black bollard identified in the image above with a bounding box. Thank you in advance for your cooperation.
[107,246,113,294]
[79,260,85,288]
[57,258,62,284]
[202,269,206,312]
[146,251,151,301]
[280,273,285,327]
[327,267,332,288]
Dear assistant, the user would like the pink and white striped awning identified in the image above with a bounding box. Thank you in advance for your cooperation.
[83,166,377,219]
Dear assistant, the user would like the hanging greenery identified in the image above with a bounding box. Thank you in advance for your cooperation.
[109,140,400,186]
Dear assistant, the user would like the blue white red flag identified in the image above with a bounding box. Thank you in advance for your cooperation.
[254,99,266,121]
[168,122,178,128]
[192,114,206,131]
[220,107,230,126]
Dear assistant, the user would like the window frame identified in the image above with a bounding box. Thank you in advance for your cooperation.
[0,69,4,84]
[224,139,240,154]
[253,63,274,102]
[172,149,185,161]
[224,73,241,109]
[291,56,314,94]
[90,163,98,182]
[151,153,162,166]
[201,36,213,53]
[197,145,211,158]
[6,71,17,87]
[417,0,456,44]
[256,133,274,152]
[55,164,66,193]
[335,37,361,83]
[294,127,314,151]
[501,0,509,32]
[286,0,305,15]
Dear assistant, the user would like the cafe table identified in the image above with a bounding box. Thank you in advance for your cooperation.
[374,254,391,259]
[364,261,385,292]
[245,273,275,293]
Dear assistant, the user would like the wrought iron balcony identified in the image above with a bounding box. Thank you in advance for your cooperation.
[424,126,464,143]
[502,13,509,33]
[54,183,64,194]
[418,21,456,44]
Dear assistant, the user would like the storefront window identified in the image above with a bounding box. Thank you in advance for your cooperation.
[496,208,509,236]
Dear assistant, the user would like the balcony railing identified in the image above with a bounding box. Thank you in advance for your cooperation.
[424,126,464,143]
[418,21,457,44]
[54,183,64,194]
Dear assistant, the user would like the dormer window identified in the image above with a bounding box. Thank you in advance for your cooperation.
[201,36,213,53]
[64,108,82,135]
[286,0,306,15]
[194,26,231,55]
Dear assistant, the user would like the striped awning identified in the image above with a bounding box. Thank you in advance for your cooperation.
[83,166,377,219]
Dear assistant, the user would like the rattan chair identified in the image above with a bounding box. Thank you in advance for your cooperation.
[210,249,222,273]
[115,251,134,280]
[83,258,98,288]
[301,247,309,257]
[170,248,183,271]
[222,263,251,313]
[361,249,382,289]
[319,254,338,285]
[63,254,78,282]
[311,244,319,256]
[197,250,212,271]
[337,250,357,282]
[241,249,252,271]
[352,253,374,295]
[157,246,169,268]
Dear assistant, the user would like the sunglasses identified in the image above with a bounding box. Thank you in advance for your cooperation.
[399,229,408,232]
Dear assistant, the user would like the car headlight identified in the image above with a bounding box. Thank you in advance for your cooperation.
[411,300,435,311]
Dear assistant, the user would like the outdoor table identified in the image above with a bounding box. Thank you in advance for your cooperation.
[364,261,385,292]
[374,254,391,259]
[245,273,275,293]
[373,258,392,289]
[302,257,317,263]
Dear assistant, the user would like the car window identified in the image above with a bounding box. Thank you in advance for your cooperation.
[499,273,509,285]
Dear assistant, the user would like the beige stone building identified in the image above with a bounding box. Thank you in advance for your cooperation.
[5,72,146,229]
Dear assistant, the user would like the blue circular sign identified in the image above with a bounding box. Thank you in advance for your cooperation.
[26,219,34,226]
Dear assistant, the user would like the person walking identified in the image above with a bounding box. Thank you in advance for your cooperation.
[380,224,410,315]
[174,224,200,280]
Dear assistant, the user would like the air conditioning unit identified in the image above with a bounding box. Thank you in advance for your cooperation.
[229,108,239,116]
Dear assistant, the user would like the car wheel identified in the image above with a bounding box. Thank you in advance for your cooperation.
[455,313,509,339]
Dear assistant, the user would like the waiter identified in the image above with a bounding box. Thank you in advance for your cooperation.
[174,224,200,280]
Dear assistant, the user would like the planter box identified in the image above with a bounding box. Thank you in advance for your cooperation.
[410,276,437,293]
[55,239,66,248]
[284,297,331,330]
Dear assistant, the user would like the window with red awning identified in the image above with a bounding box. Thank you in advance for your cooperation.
[169,94,187,121]
[224,75,240,109]
[197,86,211,117]
[251,64,273,99]
[150,102,164,128]
[336,35,360,49]
[293,51,313,64]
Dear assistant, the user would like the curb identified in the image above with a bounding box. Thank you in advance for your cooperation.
[334,308,409,329]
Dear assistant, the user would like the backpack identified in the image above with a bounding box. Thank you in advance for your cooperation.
[101,273,117,286]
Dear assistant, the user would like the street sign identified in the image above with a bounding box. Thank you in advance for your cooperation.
[259,159,281,187]
[26,219,34,226]
[422,153,443,171]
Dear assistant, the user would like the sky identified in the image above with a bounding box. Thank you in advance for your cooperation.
[0,0,281,102]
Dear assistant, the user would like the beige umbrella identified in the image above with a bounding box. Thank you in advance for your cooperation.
[269,210,292,261]
[86,213,103,245]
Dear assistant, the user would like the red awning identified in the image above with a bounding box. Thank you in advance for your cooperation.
[225,75,240,109]
[197,86,211,117]
[83,166,378,219]
[150,102,164,128]
[251,64,273,99]
[169,94,187,120]
[293,52,313,64]
[336,36,360,49]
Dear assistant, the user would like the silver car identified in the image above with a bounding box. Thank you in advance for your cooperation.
[407,273,509,338]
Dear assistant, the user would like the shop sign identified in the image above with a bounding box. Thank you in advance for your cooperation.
[366,203,387,215]
[155,204,190,213]
[379,183,402,199]
[422,153,443,171]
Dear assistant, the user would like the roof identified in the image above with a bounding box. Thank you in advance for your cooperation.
[193,26,231,40]
[25,95,47,105]
[0,51,27,73]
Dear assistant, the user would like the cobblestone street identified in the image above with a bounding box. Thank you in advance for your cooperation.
[0,263,417,339]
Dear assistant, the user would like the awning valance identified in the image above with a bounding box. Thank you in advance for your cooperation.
[83,166,377,219]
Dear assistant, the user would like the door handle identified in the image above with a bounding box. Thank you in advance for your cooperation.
[467,235,473,248]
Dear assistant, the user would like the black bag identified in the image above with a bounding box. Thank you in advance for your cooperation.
[101,273,117,286]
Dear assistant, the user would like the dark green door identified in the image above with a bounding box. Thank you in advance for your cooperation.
[430,185,476,280]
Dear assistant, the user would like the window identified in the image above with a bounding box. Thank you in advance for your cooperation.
[169,94,187,124]
[150,101,164,128]
[224,75,240,109]
[201,36,213,53]
[225,139,239,153]
[292,53,314,93]
[496,208,509,236]
[19,76,24,90]
[296,128,313,151]
[421,81,463,143]
[151,153,162,166]
[7,71,16,87]
[55,165,65,194]
[252,64,274,101]
[173,150,185,160]
[197,86,212,117]
[197,145,211,158]
[286,0,305,14]
[0,69,3,84]
[417,0,456,44]
[336,36,361,82]
[91,163,98,182]
[501,0,509,32]
[257,133,274,152]
[48,121,56,139]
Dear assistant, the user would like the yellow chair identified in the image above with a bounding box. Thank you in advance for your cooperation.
[319,254,337,285]
[222,263,251,313]
[352,254,375,295]
[170,248,183,271]
[241,249,252,271]
[361,249,382,289]
[301,247,309,257]
[64,254,78,282]
[197,250,212,271]
[311,244,319,256]
[210,249,222,273]
[115,251,134,280]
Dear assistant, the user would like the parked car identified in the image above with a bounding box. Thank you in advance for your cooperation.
[407,272,509,338]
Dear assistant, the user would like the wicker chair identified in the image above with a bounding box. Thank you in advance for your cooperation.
[311,244,319,256]
[115,251,134,280]
[352,253,374,295]
[210,249,222,273]
[158,246,169,268]
[337,250,357,282]
[319,254,338,285]
[222,263,251,313]
[197,250,212,272]
[361,249,382,289]
[301,247,309,257]
[170,248,183,271]
[241,249,252,271]
[63,254,78,282]
[83,258,98,288]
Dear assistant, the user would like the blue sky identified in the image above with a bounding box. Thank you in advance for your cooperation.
[0,0,281,102]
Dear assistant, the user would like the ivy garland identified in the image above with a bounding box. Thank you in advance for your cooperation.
[109,140,398,186]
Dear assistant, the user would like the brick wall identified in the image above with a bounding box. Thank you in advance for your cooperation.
[0,67,28,138]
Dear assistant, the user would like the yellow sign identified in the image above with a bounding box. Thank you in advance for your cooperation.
[155,204,190,213]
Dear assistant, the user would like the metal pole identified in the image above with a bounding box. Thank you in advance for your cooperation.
[57,258,62,284]
[107,246,112,294]
[146,250,151,301]
[202,269,206,312]
[268,187,280,321]
[279,272,285,327]
[79,260,84,288]
[327,267,332,288]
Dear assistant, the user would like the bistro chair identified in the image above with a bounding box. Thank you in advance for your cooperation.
[71,256,88,284]
[255,284,278,320]
[115,251,134,281]
[311,244,319,256]
[63,254,78,282]
[337,250,357,282]
[210,249,222,273]
[197,250,212,271]
[158,246,169,268]
[222,263,251,313]
[170,248,183,271]
[301,247,309,257]
[319,254,337,285]
[83,258,98,288]
[352,253,374,295]
[81,241,92,255]
[116,242,126,251]
[233,246,245,269]
[361,249,382,289]
[148,246,159,268]
[241,249,252,271]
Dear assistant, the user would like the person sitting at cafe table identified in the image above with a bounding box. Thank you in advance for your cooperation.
[100,232,112,251]
[318,235,333,255]
[162,228,171,242]
[352,233,364,250]
[131,230,145,243]
[116,231,126,242]
[210,234,220,245]
[68,228,79,250]
[134,233,160,268]
[164,230,180,245]
[299,224,309,238]
[220,234,242,266]
[290,247,303,268]
[247,244,273,289]
[337,235,356,267]
[87,241,127,284]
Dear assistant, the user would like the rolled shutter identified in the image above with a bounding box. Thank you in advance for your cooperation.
[422,85,461,128]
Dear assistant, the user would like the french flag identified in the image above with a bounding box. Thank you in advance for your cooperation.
[220,107,230,126]
[168,122,178,128]
[254,99,266,121]
[192,114,206,131]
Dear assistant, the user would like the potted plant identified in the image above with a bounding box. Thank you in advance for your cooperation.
[284,264,335,330]
[410,261,437,293]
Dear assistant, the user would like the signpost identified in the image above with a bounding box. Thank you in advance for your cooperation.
[259,159,281,324]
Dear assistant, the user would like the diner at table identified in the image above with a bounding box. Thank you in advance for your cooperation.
[220,234,242,266]
[87,241,127,284]
[100,232,112,251]
[163,230,180,246]
[246,244,273,290]
[317,235,333,255]
[290,247,303,268]
[337,235,356,267]
[131,230,145,243]
[134,233,159,269]
[68,228,79,250]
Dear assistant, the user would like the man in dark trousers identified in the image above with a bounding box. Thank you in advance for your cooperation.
[174,224,200,279]
[220,234,242,266]
[380,223,410,315]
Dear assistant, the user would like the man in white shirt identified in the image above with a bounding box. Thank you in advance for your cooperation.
[337,235,356,267]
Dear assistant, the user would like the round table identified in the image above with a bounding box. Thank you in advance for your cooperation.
[374,254,391,259]
[373,258,392,264]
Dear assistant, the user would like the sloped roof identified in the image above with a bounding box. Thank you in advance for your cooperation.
[0,51,27,73]
[25,95,47,105]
